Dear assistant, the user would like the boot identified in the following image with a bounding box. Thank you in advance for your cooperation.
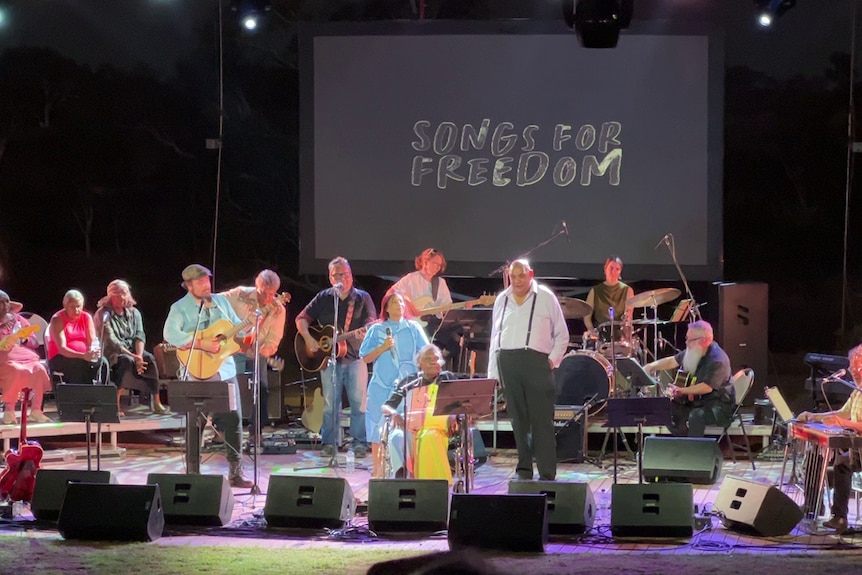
[228,462,253,488]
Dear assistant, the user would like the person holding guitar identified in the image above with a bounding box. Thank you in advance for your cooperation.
[295,257,377,459]
[0,291,51,425]
[643,320,734,437]
[95,279,170,416]
[359,292,429,477]
[222,269,289,442]
[163,264,252,488]
[387,248,473,365]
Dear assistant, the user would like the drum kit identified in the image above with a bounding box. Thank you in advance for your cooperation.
[555,287,685,415]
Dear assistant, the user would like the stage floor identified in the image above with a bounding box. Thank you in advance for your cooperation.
[2,425,862,555]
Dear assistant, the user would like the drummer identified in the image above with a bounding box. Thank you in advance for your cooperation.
[583,255,634,331]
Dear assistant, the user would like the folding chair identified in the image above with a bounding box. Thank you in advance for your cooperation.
[717,368,756,470]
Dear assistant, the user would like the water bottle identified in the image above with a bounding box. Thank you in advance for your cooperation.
[90,337,100,357]
[345,447,355,474]
[596,488,611,524]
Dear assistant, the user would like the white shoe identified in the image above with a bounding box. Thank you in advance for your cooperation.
[28,410,52,423]
[3,411,17,425]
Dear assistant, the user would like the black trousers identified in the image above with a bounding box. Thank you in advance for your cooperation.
[113,351,160,395]
[49,355,109,386]
[497,348,557,481]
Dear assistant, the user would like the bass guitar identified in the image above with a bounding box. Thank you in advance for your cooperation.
[294,324,371,372]
[0,325,40,352]
[174,293,289,380]
[0,388,43,502]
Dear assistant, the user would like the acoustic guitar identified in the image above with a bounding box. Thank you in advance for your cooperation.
[293,324,371,373]
[0,325,40,352]
[0,388,43,503]
[174,293,289,380]
[300,387,324,434]
[667,369,700,406]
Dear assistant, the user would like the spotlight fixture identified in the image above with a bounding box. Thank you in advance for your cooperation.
[231,0,271,32]
[754,0,796,28]
[563,0,634,49]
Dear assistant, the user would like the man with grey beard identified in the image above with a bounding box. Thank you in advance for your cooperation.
[644,320,734,436]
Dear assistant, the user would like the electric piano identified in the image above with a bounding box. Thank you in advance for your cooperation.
[803,352,852,407]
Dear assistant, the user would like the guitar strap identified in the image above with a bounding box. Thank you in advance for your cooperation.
[431,276,440,302]
[343,299,356,332]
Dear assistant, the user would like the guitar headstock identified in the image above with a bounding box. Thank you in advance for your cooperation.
[277,293,291,305]
[268,356,285,371]
[477,293,497,307]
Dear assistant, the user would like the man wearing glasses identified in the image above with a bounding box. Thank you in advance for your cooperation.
[644,320,733,436]
[296,257,377,458]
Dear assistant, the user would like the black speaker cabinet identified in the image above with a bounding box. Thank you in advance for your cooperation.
[58,483,164,541]
[31,470,114,522]
[264,475,355,529]
[508,480,595,534]
[237,371,283,423]
[716,282,768,395]
[368,479,449,532]
[448,493,547,552]
[555,420,584,463]
[610,483,694,538]
[146,473,234,526]
[714,476,803,537]
[641,436,723,485]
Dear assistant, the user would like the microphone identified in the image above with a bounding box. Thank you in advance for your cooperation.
[102,310,111,323]
[561,220,570,243]
[654,234,669,249]
[385,327,397,361]
[823,368,846,382]
[334,282,344,290]
[608,306,614,320]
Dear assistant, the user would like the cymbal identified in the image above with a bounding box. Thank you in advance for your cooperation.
[626,288,681,308]
[632,319,672,326]
[558,297,592,318]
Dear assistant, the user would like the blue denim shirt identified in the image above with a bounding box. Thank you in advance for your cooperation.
[163,292,242,380]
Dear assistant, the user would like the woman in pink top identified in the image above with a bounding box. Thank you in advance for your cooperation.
[48,289,107,384]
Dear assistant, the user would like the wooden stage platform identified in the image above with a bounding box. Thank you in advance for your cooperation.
[1,414,861,555]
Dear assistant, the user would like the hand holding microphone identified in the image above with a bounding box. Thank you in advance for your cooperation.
[385,327,397,361]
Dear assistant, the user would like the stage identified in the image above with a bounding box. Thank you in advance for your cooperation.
[1,416,861,556]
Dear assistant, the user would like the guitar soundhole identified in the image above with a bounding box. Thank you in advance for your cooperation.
[319,337,332,353]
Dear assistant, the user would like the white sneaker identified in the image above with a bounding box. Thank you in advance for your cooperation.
[28,410,52,423]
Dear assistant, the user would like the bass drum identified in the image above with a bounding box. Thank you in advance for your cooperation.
[553,350,613,415]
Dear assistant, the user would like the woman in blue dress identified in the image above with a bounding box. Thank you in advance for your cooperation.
[360,291,429,477]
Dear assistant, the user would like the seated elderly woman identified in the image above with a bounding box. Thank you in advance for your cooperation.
[95,279,169,416]
[47,289,108,385]
[0,290,52,424]
[381,344,458,483]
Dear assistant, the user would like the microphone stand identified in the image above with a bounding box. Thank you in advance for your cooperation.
[96,311,110,385]
[245,310,263,496]
[487,222,568,280]
[658,234,702,321]
[180,300,208,474]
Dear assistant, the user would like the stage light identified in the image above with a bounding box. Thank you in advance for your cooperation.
[231,0,271,33]
[754,0,796,28]
[563,0,634,49]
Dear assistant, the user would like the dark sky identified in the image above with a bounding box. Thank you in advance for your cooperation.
[0,1,856,79]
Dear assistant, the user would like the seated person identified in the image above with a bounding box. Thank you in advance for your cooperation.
[95,279,169,416]
[0,291,52,424]
[381,344,458,483]
[796,344,862,534]
[644,320,733,437]
[48,289,108,385]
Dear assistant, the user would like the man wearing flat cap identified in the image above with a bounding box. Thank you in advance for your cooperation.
[163,264,253,488]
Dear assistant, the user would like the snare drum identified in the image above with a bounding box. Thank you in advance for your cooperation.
[554,350,613,415]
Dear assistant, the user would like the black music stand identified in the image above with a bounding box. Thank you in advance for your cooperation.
[604,398,672,484]
[432,378,496,493]
[56,384,120,472]
[168,380,237,474]
[435,308,492,373]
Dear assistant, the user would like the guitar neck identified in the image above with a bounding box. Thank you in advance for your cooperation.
[419,299,475,317]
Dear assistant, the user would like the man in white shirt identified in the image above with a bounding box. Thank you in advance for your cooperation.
[488,259,569,481]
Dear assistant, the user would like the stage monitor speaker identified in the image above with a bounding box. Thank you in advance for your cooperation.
[31,469,114,522]
[716,282,768,396]
[641,436,723,485]
[368,479,449,532]
[610,483,694,538]
[57,483,164,541]
[713,476,803,537]
[264,475,355,529]
[508,480,595,534]
[448,493,547,552]
[146,473,234,526]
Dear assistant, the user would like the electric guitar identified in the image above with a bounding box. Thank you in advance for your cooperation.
[0,388,43,502]
[293,324,372,372]
[409,294,496,328]
[0,325,40,352]
[174,293,289,380]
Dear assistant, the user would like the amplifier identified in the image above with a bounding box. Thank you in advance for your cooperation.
[554,405,584,422]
